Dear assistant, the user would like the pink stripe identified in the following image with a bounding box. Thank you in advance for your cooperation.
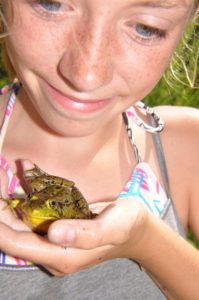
[0,155,7,165]
[0,156,13,175]
[136,177,149,190]
[136,167,148,177]
[126,110,141,123]
[126,111,136,117]
[6,109,12,116]
[156,181,160,194]
[8,176,20,194]
[135,168,150,191]
[0,157,9,172]
[141,183,150,191]
[15,257,28,266]
[1,87,9,95]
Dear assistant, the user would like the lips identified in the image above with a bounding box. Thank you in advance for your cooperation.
[47,83,112,114]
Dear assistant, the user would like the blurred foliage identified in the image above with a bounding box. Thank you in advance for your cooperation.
[0,61,8,87]
[0,77,8,87]
[145,12,199,107]
[144,77,199,107]
[187,230,199,250]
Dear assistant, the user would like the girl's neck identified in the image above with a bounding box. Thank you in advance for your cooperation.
[4,88,135,171]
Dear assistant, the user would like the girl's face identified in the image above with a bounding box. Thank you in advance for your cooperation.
[3,0,194,136]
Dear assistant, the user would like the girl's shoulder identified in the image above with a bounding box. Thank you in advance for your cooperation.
[155,105,199,125]
[154,105,199,229]
[154,105,199,162]
[155,105,199,150]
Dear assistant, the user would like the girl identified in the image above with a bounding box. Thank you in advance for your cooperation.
[0,0,199,299]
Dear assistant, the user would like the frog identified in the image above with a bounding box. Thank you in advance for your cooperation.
[5,164,94,234]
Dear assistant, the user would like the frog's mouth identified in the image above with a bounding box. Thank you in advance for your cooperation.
[23,213,59,235]
[32,219,55,235]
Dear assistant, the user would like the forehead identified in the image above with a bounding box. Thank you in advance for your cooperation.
[125,0,193,7]
[5,0,194,5]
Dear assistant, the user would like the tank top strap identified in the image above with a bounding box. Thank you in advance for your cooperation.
[122,105,185,235]
[0,82,25,196]
[123,102,164,163]
[122,105,169,218]
[122,107,142,164]
[0,83,20,153]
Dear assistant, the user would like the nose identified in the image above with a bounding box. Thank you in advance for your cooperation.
[59,21,113,92]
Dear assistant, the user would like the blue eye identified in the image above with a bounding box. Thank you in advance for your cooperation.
[125,21,168,46]
[31,0,74,17]
[135,24,166,39]
[38,0,62,12]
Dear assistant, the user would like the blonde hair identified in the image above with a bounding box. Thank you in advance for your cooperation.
[0,1,199,83]
[0,4,16,79]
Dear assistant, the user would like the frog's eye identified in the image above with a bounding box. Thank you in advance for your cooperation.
[54,186,62,190]
[48,199,57,209]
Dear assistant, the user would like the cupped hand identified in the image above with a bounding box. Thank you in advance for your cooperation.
[46,197,148,273]
[0,159,148,276]
[0,196,147,277]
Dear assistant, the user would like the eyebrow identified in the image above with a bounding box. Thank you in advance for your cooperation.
[130,0,190,9]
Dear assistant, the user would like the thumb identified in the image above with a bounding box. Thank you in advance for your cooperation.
[48,218,103,249]
[0,168,10,198]
[47,199,143,249]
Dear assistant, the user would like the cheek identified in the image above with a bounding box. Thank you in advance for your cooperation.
[5,17,70,78]
[6,28,46,76]
[133,48,172,82]
[115,25,185,100]
[117,43,174,99]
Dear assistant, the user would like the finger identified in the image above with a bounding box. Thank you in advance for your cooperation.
[48,198,143,249]
[0,222,69,271]
[20,159,35,172]
[0,168,10,198]
[0,221,112,275]
[89,201,113,214]
[0,199,30,231]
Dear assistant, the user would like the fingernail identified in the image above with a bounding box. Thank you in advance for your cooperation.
[48,223,76,245]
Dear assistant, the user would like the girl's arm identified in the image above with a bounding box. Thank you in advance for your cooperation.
[128,210,199,300]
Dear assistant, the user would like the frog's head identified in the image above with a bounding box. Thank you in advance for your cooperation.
[22,196,62,234]
[24,164,45,179]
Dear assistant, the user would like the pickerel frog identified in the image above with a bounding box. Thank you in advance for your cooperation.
[5,165,94,234]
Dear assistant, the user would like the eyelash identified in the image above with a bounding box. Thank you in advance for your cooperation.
[30,0,73,18]
[127,23,167,45]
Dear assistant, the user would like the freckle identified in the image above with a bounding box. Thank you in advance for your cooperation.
[82,227,86,231]
[61,245,67,250]
[98,257,102,261]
